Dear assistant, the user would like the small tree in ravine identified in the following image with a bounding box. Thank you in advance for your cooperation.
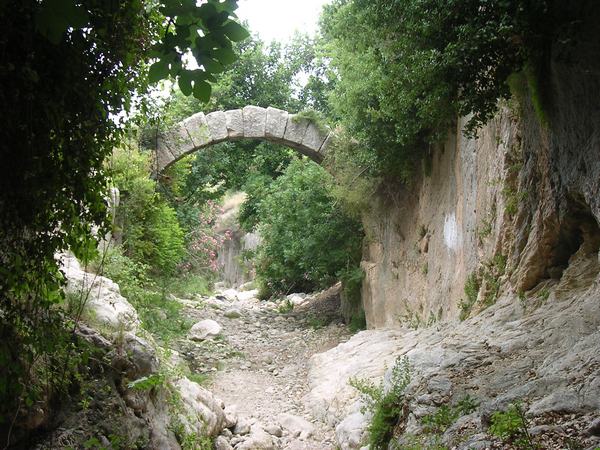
[254,159,363,297]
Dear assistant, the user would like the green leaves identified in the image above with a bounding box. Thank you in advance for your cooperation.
[36,0,89,44]
[147,0,248,101]
[148,60,171,84]
[193,80,212,102]
[253,159,363,297]
[222,21,251,42]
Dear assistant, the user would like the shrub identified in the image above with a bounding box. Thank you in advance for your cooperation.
[489,403,538,449]
[422,395,479,434]
[109,146,185,276]
[254,159,363,296]
[94,246,192,344]
[350,356,411,449]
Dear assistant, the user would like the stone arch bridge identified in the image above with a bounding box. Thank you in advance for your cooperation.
[154,105,333,175]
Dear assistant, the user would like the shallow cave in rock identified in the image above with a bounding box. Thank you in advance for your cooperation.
[546,195,600,279]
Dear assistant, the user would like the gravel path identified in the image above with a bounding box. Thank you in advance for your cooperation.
[174,286,352,449]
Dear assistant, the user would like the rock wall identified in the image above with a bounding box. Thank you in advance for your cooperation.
[216,192,260,287]
[360,5,600,328]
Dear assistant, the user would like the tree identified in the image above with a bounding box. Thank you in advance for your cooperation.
[320,0,552,181]
[0,0,247,436]
[254,159,363,296]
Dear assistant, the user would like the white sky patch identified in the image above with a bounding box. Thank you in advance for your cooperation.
[236,0,331,43]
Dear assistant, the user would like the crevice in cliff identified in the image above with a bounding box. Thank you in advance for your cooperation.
[548,194,600,280]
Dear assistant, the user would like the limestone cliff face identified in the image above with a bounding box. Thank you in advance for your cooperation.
[216,192,260,287]
[360,11,600,328]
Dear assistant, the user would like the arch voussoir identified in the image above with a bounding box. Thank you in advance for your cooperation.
[154,105,334,175]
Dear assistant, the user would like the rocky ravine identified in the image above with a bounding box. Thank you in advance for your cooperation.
[172,285,352,450]
[45,254,600,450]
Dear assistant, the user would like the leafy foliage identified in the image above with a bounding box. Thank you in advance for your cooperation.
[0,0,244,432]
[489,403,539,449]
[320,0,553,180]
[350,356,412,449]
[253,159,363,296]
[421,396,479,434]
[95,247,193,344]
[109,146,185,277]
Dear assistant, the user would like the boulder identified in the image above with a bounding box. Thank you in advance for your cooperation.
[60,253,140,332]
[189,319,221,341]
[214,435,234,450]
[236,424,275,450]
[276,413,315,439]
[224,308,242,319]
[173,377,226,437]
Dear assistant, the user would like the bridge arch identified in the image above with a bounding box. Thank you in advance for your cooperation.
[154,106,333,175]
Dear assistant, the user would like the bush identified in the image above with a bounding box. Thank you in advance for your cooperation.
[350,356,411,449]
[109,146,185,277]
[94,247,192,344]
[253,159,363,296]
[489,403,538,449]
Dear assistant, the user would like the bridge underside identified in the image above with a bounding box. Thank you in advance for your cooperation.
[154,106,333,175]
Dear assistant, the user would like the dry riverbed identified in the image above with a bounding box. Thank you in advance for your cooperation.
[171,285,353,450]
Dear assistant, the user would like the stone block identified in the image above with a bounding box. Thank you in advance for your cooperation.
[318,131,335,158]
[283,115,309,144]
[182,112,212,149]
[302,123,329,153]
[158,122,193,159]
[225,109,244,139]
[265,107,288,140]
[243,105,267,138]
[206,111,228,142]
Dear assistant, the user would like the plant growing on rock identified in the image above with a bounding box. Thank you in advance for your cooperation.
[350,356,412,449]
[422,395,479,434]
[489,403,539,450]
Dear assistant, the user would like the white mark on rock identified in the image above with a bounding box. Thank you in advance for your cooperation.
[443,212,460,251]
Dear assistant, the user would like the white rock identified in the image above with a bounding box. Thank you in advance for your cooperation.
[277,413,315,439]
[189,319,221,341]
[221,288,239,300]
[60,253,140,332]
[233,417,252,435]
[264,423,283,437]
[182,112,212,148]
[283,115,309,144]
[265,107,288,140]
[236,425,275,450]
[237,289,259,302]
[206,111,228,142]
[242,105,267,138]
[214,435,234,450]
[287,294,306,306]
[302,122,329,152]
[174,377,226,437]
[224,308,242,319]
[225,109,244,138]
[335,410,369,450]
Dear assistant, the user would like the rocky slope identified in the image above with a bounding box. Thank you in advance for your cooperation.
[31,255,232,449]
[307,246,600,449]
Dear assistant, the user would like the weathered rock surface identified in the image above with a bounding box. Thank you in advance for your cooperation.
[174,377,227,437]
[189,319,222,341]
[307,251,600,448]
[60,253,140,332]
